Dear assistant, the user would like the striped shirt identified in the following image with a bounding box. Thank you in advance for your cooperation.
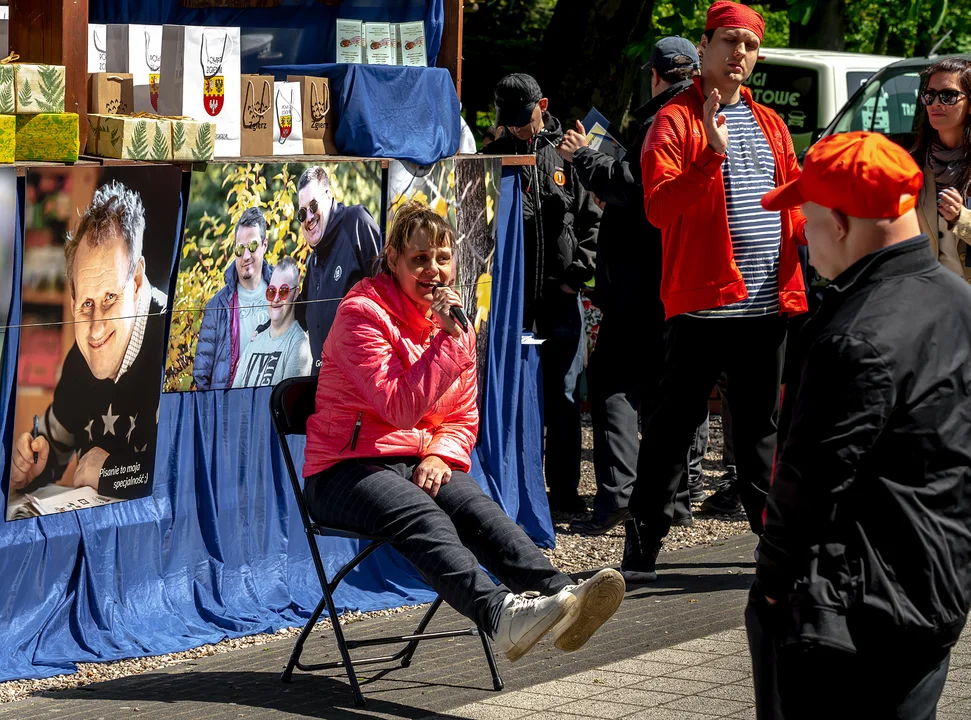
[691,98,781,317]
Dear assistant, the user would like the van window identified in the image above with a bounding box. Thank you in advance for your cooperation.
[744,64,819,152]
[846,71,874,97]
[833,68,921,137]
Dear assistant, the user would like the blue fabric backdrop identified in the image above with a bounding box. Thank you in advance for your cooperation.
[88,0,444,74]
[0,168,550,683]
[261,64,460,166]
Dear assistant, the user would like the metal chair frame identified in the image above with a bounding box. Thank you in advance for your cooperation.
[270,376,504,706]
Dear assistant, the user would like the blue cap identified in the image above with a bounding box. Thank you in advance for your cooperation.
[642,36,700,73]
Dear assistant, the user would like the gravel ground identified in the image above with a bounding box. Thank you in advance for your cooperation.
[0,412,746,703]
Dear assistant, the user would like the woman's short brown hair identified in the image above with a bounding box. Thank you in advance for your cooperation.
[379,200,455,274]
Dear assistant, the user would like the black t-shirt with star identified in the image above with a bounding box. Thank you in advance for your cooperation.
[43,300,166,499]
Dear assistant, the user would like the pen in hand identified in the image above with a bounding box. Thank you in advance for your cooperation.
[32,415,39,465]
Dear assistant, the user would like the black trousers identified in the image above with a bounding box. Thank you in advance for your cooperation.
[304,457,572,632]
[630,315,786,543]
[533,291,585,502]
[745,586,952,720]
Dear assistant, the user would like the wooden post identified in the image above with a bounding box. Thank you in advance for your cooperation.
[438,0,463,101]
[10,0,90,154]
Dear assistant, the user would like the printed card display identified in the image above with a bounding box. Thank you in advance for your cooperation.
[365,22,394,65]
[160,25,241,158]
[5,166,183,521]
[106,24,163,113]
[396,22,427,67]
[89,24,107,73]
[336,19,364,64]
[272,81,302,155]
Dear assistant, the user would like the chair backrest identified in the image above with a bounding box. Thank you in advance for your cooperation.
[270,375,319,437]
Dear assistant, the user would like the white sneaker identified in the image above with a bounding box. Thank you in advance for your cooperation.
[552,568,626,652]
[492,590,577,662]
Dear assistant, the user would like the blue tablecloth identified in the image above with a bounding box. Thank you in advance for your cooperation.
[0,165,551,682]
[262,63,460,166]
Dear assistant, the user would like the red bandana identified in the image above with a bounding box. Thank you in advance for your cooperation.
[704,1,765,42]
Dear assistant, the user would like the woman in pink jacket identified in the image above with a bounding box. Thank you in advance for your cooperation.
[302,201,623,662]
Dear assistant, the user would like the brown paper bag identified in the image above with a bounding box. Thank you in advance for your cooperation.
[287,75,336,155]
[239,73,272,156]
[88,73,135,115]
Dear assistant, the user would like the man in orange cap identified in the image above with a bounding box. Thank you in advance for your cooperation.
[747,131,971,719]
[624,0,807,582]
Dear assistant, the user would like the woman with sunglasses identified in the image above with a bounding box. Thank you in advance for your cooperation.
[300,201,624,665]
[231,257,311,388]
[913,58,971,281]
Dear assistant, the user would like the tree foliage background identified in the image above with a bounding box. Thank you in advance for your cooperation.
[461,0,971,141]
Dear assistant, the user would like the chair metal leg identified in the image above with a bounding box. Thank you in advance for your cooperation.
[281,595,327,684]
[322,584,367,707]
[478,627,504,691]
[399,597,444,668]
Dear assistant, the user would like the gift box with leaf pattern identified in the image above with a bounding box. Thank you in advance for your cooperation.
[0,115,14,163]
[0,65,15,114]
[14,64,66,114]
[171,118,215,161]
[15,113,79,162]
[96,115,173,161]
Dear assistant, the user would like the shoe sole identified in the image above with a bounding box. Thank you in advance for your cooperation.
[553,570,626,652]
[504,594,577,663]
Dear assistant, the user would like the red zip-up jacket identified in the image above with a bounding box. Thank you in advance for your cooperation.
[641,78,808,319]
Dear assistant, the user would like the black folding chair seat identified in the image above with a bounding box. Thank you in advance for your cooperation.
[270,376,503,706]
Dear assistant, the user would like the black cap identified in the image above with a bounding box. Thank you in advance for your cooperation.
[495,73,543,128]
[641,36,700,73]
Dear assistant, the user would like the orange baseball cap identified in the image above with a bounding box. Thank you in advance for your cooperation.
[761,131,923,218]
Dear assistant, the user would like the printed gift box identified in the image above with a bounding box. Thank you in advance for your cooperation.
[170,118,215,161]
[336,19,364,64]
[92,115,173,161]
[0,113,13,163]
[0,62,13,114]
[364,22,394,65]
[9,61,66,114]
[88,73,135,115]
[15,113,79,162]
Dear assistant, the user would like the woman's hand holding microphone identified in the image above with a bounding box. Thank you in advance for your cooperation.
[430,284,469,339]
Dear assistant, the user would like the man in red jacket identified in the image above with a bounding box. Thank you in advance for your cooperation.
[622,0,808,583]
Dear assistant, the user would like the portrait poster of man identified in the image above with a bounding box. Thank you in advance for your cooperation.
[164,161,383,392]
[0,169,16,362]
[387,157,501,399]
[5,166,182,521]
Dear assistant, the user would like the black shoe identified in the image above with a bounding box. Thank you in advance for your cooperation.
[698,471,741,515]
[570,508,631,535]
[548,493,587,515]
[671,516,694,528]
[621,520,661,586]
[687,475,706,504]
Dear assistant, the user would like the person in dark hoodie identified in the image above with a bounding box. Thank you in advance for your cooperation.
[555,36,707,535]
[194,207,274,391]
[293,165,383,370]
[484,73,601,514]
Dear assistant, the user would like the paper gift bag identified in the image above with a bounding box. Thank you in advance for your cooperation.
[160,26,241,158]
[240,74,272,157]
[171,118,215,161]
[0,114,13,164]
[107,25,163,113]
[96,115,172,161]
[89,24,107,73]
[15,113,79,162]
[272,81,302,156]
[88,73,134,115]
[13,63,66,114]
[287,75,336,155]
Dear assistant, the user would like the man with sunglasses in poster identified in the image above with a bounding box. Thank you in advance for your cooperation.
[232,257,312,387]
[193,207,274,391]
[293,166,382,370]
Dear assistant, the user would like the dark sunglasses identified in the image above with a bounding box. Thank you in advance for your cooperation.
[920,88,970,106]
[233,239,261,257]
[297,198,319,224]
[266,284,292,302]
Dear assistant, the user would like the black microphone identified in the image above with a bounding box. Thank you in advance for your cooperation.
[434,283,469,332]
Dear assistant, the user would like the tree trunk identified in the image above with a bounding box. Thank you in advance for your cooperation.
[539,0,654,128]
[872,13,890,55]
[789,0,847,50]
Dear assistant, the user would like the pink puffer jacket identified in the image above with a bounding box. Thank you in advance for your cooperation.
[302,272,478,478]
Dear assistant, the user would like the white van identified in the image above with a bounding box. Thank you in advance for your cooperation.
[745,48,903,155]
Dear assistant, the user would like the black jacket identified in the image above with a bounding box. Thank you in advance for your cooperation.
[757,237,971,652]
[571,80,693,321]
[485,113,600,327]
[295,201,382,371]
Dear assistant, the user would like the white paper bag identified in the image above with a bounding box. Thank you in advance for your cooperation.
[106,24,163,112]
[272,82,302,156]
[160,25,241,158]
[89,24,107,73]
[0,8,8,61]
